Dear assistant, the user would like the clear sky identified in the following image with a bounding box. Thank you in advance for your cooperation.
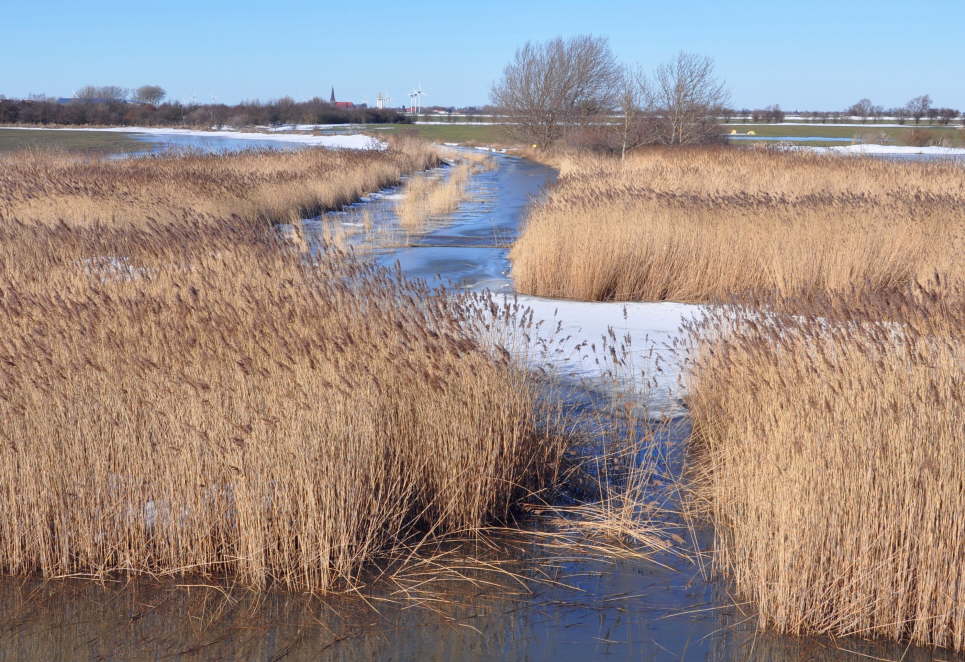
[2,0,962,110]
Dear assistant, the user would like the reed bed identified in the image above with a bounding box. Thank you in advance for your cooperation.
[395,162,474,231]
[0,220,575,592]
[511,148,964,303]
[686,284,965,651]
[0,144,591,593]
[0,137,438,228]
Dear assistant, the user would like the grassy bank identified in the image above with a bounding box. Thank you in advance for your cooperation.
[723,122,964,146]
[0,138,437,227]
[511,148,964,303]
[0,146,580,592]
[0,127,156,154]
[687,286,965,651]
[373,123,510,144]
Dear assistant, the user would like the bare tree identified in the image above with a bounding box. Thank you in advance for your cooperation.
[642,52,728,145]
[847,98,874,122]
[134,85,166,105]
[75,85,128,101]
[617,65,654,160]
[906,95,931,124]
[491,35,622,147]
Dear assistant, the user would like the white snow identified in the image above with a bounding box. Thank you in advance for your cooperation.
[0,125,384,150]
[724,121,962,129]
[255,123,363,132]
[501,296,705,416]
[806,143,965,156]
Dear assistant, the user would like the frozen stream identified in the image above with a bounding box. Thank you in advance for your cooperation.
[300,149,704,418]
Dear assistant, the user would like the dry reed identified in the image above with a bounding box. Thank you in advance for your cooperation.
[0,147,577,594]
[395,162,474,231]
[511,148,964,303]
[0,137,438,228]
[686,284,965,651]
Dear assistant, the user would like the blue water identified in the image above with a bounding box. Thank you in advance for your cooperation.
[130,132,308,154]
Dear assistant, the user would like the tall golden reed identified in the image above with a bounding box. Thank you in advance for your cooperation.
[511,148,964,303]
[686,284,965,651]
[0,147,570,593]
[0,137,438,228]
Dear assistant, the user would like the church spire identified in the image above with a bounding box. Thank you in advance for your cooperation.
[330,87,335,104]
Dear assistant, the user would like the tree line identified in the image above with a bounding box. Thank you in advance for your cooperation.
[843,95,959,124]
[489,36,963,153]
[721,97,961,125]
[491,35,729,152]
[0,86,409,127]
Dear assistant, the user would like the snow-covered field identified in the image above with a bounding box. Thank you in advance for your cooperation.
[807,143,965,156]
[0,125,384,150]
[726,121,962,128]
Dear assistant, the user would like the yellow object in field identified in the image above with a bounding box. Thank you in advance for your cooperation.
[747,130,756,135]
[730,129,737,134]
[532,144,538,148]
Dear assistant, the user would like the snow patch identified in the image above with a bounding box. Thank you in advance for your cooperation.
[806,144,965,156]
[502,296,705,416]
[0,125,385,150]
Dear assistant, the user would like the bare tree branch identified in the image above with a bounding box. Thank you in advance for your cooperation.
[491,35,621,147]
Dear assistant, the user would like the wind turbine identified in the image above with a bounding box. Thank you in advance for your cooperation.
[410,84,426,114]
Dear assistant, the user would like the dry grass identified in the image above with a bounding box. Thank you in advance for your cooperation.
[395,162,474,231]
[511,148,965,303]
[0,137,438,228]
[686,284,965,651]
[0,145,586,594]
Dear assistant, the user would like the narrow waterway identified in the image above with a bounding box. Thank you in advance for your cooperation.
[0,136,953,661]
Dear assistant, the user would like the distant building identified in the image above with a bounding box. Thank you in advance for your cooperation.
[329,87,354,109]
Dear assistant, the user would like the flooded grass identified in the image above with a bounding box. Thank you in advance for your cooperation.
[395,162,474,231]
[0,145,675,601]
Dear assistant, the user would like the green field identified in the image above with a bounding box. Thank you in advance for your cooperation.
[366,123,511,144]
[723,123,963,146]
[376,122,963,147]
[0,128,156,154]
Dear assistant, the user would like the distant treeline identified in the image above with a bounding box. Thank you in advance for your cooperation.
[0,97,409,127]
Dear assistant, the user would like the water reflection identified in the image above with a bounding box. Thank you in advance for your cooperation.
[0,564,950,662]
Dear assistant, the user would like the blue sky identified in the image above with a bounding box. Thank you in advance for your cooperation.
[2,0,962,110]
